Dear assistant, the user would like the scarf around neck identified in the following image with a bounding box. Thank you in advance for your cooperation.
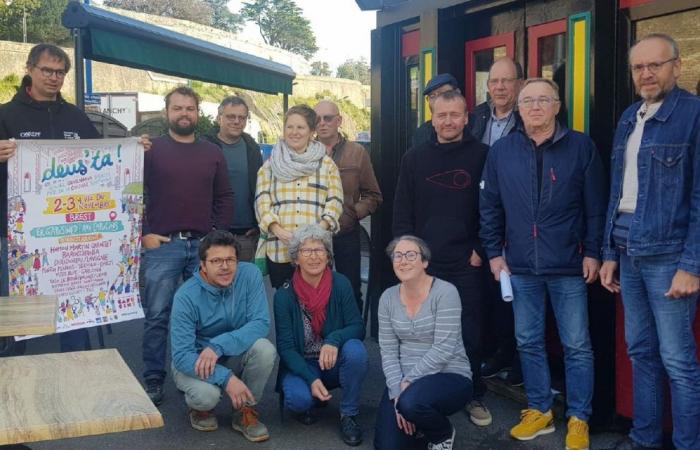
[292,267,332,336]
[269,138,326,183]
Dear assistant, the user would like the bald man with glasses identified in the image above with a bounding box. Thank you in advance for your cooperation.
[314,100,382,313]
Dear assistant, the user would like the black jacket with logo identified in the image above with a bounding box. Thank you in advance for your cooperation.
[0,85,99,256]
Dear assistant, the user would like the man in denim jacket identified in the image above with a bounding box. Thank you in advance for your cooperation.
[600,33,700,450]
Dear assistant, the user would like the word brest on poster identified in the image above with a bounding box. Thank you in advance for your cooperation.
[7,138,144,336]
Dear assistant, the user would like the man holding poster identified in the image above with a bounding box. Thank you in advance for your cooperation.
[141,86,234,405]
[0,43,100,353]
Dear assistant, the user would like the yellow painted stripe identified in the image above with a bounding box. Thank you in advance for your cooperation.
[572,20,586,132]
[423,52,433,121]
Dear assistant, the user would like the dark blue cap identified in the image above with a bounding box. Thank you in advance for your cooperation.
[423,73,459,96]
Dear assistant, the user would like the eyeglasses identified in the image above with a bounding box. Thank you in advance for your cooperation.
[206,257,237,267]
[299,247,327,258]
[487,77,517,86]
[222,114,248,123]
[427,88,456,99]
[391,250,421,262]
[630,57,677,75]
[36,66,67,79]
[518,96,559,109]
[319,114,339,123]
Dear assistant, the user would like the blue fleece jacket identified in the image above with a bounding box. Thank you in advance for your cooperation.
[170,262,270,388]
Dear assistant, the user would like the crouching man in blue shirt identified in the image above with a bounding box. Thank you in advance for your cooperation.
[170,230,276,443]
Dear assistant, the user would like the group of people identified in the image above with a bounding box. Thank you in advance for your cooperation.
[0,29,698,450]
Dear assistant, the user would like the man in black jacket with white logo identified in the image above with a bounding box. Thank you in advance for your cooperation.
[0,44,99,353]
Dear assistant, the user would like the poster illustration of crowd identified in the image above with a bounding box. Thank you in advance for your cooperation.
[6,138,144,336]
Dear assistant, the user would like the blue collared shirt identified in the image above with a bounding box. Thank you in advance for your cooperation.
[481,107,516,146]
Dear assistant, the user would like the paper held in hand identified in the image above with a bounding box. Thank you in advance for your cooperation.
[500,270,513,302]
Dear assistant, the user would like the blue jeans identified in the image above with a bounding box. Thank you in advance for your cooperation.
[282,339,368,417]
[511,274,594,420]
[374,373,472,449]
[619,252,700,450]
[142,238,199,381]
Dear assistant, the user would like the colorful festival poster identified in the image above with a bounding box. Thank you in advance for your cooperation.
[6,138,144,337]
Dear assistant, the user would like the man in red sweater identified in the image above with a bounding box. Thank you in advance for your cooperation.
[141,86,233,405]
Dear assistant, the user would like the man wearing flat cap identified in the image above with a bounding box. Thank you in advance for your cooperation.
[411,73,465,147]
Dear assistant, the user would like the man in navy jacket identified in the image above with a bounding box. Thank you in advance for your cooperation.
[480,78,606,450]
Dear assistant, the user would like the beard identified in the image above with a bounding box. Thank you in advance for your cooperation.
[169,117,196,136]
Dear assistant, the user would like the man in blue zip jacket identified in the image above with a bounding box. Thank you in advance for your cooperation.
[600,33,700,450]
[170,230,276,443]
[480,78,606,450]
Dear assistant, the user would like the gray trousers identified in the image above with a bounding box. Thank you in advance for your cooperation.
[173,338,276,411]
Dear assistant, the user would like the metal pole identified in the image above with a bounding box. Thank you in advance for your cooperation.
[84,0,92,96]
[283,93,288,113]
[74,28,85,110]
[22,5,26,43]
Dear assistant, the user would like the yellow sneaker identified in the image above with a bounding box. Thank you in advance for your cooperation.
[510,409,555,441]
[566,416,589,450]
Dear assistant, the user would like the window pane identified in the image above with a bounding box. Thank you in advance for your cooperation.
[636,8,700,94]
[474,46,507,105]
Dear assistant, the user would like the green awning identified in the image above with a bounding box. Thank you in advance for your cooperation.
[62,2,295,95]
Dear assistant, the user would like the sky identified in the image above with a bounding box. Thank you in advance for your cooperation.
[227,0,375,71]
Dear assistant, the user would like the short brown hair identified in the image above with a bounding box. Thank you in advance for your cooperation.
[434,90,468,113]
[165,86,201,110]
[26,43,71,72]
[285,104,318,131]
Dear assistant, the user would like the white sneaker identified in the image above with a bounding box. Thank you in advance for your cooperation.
[427,426,456,450]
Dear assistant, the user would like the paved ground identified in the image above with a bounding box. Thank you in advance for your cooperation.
[18,280,624,450]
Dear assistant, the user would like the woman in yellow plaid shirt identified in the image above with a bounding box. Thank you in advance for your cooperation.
[255,105,344,288]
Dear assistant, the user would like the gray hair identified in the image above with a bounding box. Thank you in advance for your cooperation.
[217,96,249,116]
[385,235,431,262]
[631,33,680,61]
[520,77,560,99]
[288,223,334,264]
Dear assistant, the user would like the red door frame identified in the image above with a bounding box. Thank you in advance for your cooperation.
[527,19,567,78]
[619,0,655,8]
[464,32,515,110]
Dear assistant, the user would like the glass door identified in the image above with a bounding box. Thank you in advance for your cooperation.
[528,20,567,124]
[464,32,515,110]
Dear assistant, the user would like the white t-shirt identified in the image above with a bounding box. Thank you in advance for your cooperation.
[618,101,663,213]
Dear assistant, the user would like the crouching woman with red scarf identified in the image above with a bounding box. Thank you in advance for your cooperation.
[274,223,367,447]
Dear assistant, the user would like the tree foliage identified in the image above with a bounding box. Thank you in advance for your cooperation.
[104,0,213,27]
[310,61,331,77]
[240,0,318,60]
[336,58,370,85]
[0,0,72,46]
[205,0,244,33]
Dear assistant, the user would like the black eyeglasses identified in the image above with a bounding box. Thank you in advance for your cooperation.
[206,257,237,267]
[36,66,67,79]
[391,250,421,262]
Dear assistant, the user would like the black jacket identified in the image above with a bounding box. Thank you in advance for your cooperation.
[468,100,521,144]
[203,130,263,227]
[393,131,488,275]
[0,86,99,254]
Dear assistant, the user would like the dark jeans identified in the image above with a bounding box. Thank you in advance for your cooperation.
[142,239,199,381]
[430,266,487,399]
[485,275,516,362]
[282,339,368,416]
[374,373,472,449]
[333,227,362,313]
[268,259,294,289]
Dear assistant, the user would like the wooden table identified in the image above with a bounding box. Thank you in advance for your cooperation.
[0,296,58,337]
[0,349,163,445]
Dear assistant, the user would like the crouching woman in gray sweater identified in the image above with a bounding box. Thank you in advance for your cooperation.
[374,235,472,450]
